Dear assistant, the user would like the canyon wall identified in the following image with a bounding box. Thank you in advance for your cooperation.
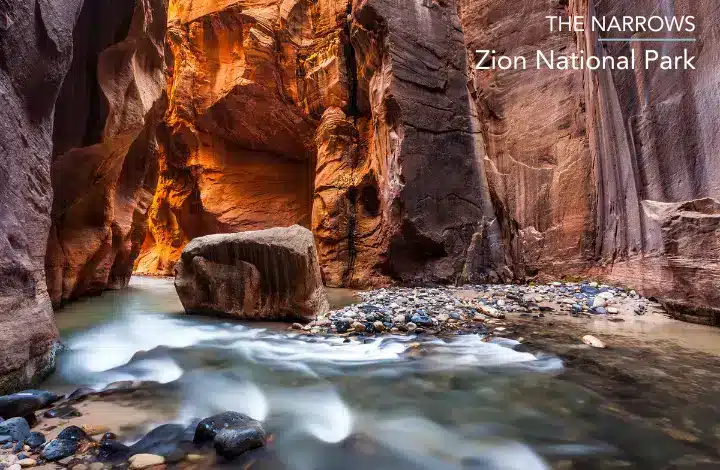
[45,0,167,307]
[459,0,720,324]
[135,0,512,287]
[0,0,82,392]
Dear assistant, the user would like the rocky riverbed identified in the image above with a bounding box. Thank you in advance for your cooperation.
[298,281,654,345]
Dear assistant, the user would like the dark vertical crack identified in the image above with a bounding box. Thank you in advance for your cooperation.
[341,2,361,284]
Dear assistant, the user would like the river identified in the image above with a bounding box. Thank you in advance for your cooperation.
[43,277,719,469]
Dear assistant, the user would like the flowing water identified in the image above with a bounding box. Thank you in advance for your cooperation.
[44,277,718,469]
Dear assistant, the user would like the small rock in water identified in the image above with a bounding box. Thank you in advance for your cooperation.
[372,321,385,332]
[291,323,304,330]
[41,439,79,461]
[194,412,259,444]
[405,322,417,332]
[89,462,104,470]
[0,435,11,444]
[409,314,432,327]
[393,314,406,325]
[607,307,619,314]
[7,464,21,470]
[582,335,606,349]
[0,390,61,419]
[335,320,351,333]
[213,424,266,459]
[100,432,117,442]
[591,307,608,315]
[128,454,165,470]
[130,423,191,459]
[44,405,82,419]
[17,459,36,468]
[72,464,89,470]
[12,441,23,452]
[352,322,366,333]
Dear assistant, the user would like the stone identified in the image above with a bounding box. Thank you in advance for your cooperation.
[335,321,351,334]
[57,426,89,442]
[591,307,608,315]
[0,419,30,442]
[130,424,191,459]
[175,226,329,321]
[44,405,82,419]
[128,454,165,470]
[17,459,35,468]
[406,323,418,332]
[95,440,131,463]
[291,323,304,331]
[0,436,10,444]
[81,425,109,437]
[352,322,366,333]
[409,314,433,327]
[213,424,266,459]
[582,335,606,349]
[0,391,61,419]
[7,465,21,470]
[194,412,259,445]
[72,465,88,470]
[24,433,45,449]
[41,439,79,461]
[89,463,105,470]
[607,307,619,314]
[372,321,385,332]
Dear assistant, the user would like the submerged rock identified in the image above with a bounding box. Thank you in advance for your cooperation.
[57,426,90,442]
[176,226,329,321]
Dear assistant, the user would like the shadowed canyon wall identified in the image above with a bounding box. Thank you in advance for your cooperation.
[459,0,720,324]
[45,0,167,307]
[0,0,83,392]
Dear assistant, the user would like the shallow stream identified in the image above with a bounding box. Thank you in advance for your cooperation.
[44,277,719,469]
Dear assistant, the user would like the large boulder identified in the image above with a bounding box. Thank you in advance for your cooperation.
[175,226,329,321]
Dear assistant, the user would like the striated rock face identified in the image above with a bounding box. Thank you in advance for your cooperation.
[139,0,512,287]
[0,0,83,392]
[134,0,349,276]
[45,0,168,306]
[175,225,329,320]
[574,0,720,324]
[459,0,720,324]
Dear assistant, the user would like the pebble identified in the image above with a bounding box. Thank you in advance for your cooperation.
[184,455,204,463]
[17,459,36,468]
[607,307,619,314]
[582,335,606,348]
[213,424,266,459]
[352,322,366,333]
[128,454,165,470]
[89,463,105,470]
[7,464,21,470]
[72,465,89,470]
[291,323,303,330]
[373,321,385,332]
[406,322,417,332]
